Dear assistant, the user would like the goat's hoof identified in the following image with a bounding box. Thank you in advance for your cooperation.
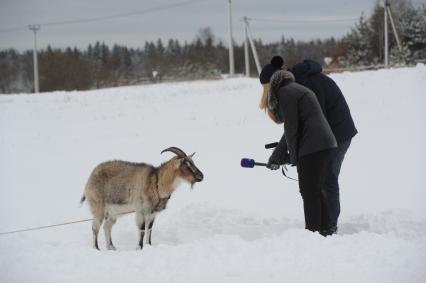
[136,245,143,250]
[107,245,116,251]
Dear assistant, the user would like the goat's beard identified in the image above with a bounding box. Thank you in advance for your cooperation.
[190,182,195,190]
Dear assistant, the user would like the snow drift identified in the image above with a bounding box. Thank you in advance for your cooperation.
[0,65,425,283]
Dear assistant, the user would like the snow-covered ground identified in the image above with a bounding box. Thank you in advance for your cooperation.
[1,65,425,283]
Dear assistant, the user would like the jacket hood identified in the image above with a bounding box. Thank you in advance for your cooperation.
[290,59,322,82]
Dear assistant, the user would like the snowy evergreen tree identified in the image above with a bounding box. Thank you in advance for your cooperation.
[0,50,19,93]
[343,1,425,66]
[344,16,376,66]
[399,5,426,59]
[390,44,412,65]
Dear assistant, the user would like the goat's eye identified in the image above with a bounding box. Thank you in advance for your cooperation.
[183,161,197,173]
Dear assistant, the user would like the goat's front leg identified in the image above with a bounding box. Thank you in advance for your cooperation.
[144,214,155,246]
[147,217,155,245]
[136,211,145,250]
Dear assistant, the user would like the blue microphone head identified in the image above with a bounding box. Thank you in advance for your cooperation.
[241,158,255,168]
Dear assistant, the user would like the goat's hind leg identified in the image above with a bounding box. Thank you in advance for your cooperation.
[88,196,105,250]
[92,214,104,250]
[104,213,117,250]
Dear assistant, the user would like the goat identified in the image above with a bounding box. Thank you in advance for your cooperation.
[80,147,204,250]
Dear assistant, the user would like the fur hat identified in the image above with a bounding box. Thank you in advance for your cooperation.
[268,70,295,113]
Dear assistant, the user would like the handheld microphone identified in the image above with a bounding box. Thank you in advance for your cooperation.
[240,158,279,170]
[241,158,258,168]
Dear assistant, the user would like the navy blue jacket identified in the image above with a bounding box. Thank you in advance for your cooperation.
[290,60,357,144]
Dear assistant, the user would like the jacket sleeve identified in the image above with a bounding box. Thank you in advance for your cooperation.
[268,133,288,165]
[281,93,299,165]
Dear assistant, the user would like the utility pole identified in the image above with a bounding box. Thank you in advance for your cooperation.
[383,0,403,67]
[386,4,402,52]
[28,25,40,93]
[243,17,250,77]
[384,0,389,68]
[244,18,261,75]
[228,0,235,76]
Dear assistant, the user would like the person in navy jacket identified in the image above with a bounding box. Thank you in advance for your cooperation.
[259,57,357,235]
[290,59,357,234]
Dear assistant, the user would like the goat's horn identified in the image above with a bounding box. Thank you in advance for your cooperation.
[161,147,188,158]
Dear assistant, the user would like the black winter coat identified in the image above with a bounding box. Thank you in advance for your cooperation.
[269,71,337,165]
[290,60,357,144]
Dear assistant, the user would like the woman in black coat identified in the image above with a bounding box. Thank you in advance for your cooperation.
[264,70,337,235]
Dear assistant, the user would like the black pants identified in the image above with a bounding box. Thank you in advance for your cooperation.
[297,149,333,233]
[323,139,351,227]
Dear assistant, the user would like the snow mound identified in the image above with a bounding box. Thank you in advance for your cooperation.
[1,65,426,282]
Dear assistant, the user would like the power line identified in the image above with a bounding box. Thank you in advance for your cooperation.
[0,218,93,236]
[246,16,358,24]
[41,0,209,27]
[0,0,208,34]
[0,211,134,236]
[0,26,28,33]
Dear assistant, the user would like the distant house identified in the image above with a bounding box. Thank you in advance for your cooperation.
[323,56,346,73]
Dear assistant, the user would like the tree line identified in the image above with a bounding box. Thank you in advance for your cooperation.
[0,0,424,94]
[344,0,425,66]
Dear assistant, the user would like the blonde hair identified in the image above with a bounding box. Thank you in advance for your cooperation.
[259,83,281,124]
[259,83,270,110]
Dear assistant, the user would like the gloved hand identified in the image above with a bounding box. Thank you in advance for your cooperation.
[267,163,280,170]
[268,151,291,166]
[268,152,290,170]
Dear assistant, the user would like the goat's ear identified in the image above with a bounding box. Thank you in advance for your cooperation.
[189,152,196,158]
[171,157,184,168]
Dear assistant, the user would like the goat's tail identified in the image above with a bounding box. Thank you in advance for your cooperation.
[79,195,86,206]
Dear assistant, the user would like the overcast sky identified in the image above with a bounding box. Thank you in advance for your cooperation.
[0,0,422,51]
